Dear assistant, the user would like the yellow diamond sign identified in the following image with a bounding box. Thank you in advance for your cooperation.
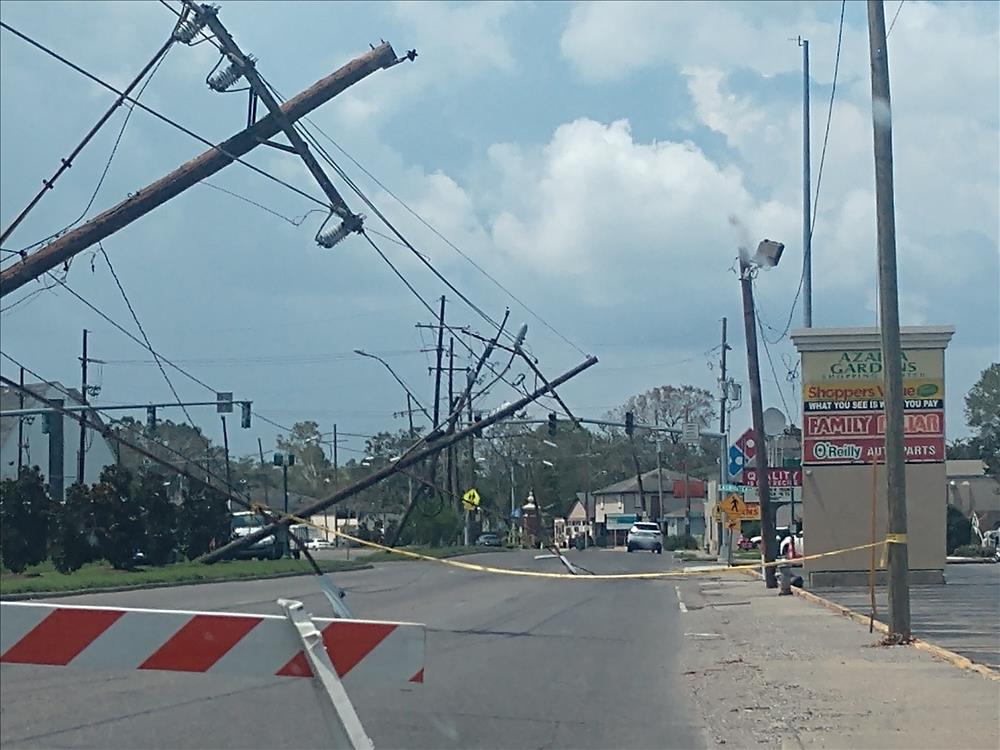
[462,488,481,511]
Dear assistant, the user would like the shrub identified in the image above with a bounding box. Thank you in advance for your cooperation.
[90,465,144,570]
[179,484,230,560]
[49,482,99,574]
[0,467,51,573]
[136,470,178,566]
[946,504,972,554]
[663,534,699,551]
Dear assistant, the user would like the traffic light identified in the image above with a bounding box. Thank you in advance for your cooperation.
[146,406,157,432]
[241,402,252,429]
[273,452,283,466]
[547,412,557,437]
[625,411,634,436]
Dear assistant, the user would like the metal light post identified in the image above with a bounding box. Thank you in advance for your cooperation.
[353,349,431,421]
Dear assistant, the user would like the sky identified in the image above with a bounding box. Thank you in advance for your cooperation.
[1,0,997,464]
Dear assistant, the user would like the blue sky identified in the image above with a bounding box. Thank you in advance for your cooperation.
[1,0,997,461]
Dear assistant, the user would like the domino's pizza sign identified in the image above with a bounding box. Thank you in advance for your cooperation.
[728,428,757,480]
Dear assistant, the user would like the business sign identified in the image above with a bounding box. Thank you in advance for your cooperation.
[742,467,803,487]
[672,480,706,498]
[801,348,945,466]
[804,435,944,464]
[606,514,637,530]
[734,429,757,459]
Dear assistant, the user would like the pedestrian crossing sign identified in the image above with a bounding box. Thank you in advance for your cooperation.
[462,488,481,511]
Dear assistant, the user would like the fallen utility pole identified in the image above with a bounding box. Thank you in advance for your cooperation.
[0,41,408,297]
[740,261,778,588]
[203,355,599,563]
[867,0,910,642]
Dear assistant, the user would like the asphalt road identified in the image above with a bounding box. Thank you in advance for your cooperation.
[1,549,707,750]
[813,562,1000,669]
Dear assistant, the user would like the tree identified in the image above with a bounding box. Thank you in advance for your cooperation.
[276,421,335,497]
[111,417,224,485]
[90,465,145,569]
[965,363,1000,479]
[179,484,230,560]
[611,384,716,436]
[136,470,178,566]
[49,482,98,574]
[0,467,51,573]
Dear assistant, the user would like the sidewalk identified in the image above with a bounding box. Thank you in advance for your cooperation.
[678,575,999,749]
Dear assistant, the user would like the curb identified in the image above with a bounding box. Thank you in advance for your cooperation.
[745,569,999,682]
[0,564,374,601]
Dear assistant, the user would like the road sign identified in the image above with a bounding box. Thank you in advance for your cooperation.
[724,493,747,517]
[725,515,740,530]
[606,514,637,530]
[720,483,752,494]
[462,488,481,511]
[682,420,700,446]
[216,392,233,413]
[711,505,723,522]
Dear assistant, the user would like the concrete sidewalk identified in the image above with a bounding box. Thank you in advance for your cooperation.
[678,575,999,749]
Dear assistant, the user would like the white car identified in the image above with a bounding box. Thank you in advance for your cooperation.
[626,522,663,554]
[306,539,335,550]
[780,534,804,559]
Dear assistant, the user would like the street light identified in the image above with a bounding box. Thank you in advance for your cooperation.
[353,349,432,421]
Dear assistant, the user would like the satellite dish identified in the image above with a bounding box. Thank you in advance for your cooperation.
[763,407,787,437]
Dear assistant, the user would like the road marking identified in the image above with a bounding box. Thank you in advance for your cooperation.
[675,585,688,613]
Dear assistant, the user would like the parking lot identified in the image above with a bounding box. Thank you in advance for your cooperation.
[813,563,1000,669]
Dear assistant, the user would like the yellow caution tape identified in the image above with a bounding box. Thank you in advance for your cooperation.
[277,510,894,580]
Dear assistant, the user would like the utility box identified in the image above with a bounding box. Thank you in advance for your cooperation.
[789,326,954,587]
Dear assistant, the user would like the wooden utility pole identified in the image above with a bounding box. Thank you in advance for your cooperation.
[203,355,599,561]
[0,42,406,296]
[432,296,446,427]
[447,338,456,517]
[16,366,25,473]
[719,317,729,434]
[76,329,88,485]
[740,262,778,588]
[47,398,65,502]
[257,436,270,506]
[867,0,910,641]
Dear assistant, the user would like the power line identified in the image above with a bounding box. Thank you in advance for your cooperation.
[32,270,292,434]
[760,0,846,345]
[887,0,905,37]
[99,243,195,426]
[756,311,793,420]
[0,21,330,214]
[10,43,173,254]
[300,116,587,356]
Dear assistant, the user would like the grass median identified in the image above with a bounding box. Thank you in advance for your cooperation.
[0,557,371,597]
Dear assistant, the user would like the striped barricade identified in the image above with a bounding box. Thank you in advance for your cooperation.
[0,601,425,686]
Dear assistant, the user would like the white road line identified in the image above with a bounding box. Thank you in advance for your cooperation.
[674,585,688,613]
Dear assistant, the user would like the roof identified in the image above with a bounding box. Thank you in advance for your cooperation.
[592,468,698,496]
[661,500,705,518]
[947,460,989,479]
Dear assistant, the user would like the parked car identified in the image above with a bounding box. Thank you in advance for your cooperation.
[306,539,335,551]
[475,532,503,547]
[626,522,663,554]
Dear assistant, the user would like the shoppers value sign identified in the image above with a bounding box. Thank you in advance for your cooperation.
[801,348,945,466]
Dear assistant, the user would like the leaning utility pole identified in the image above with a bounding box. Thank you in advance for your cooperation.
[1,38,409,296]
[447,338,457,517]
[800,37,813,327]
[465,390,476,545]
[221,415,233,511]
[257,436,270,506]
[867,0,910,641]
[203,355,599,562]
[740,262,778,588]
[76,329,88,485]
